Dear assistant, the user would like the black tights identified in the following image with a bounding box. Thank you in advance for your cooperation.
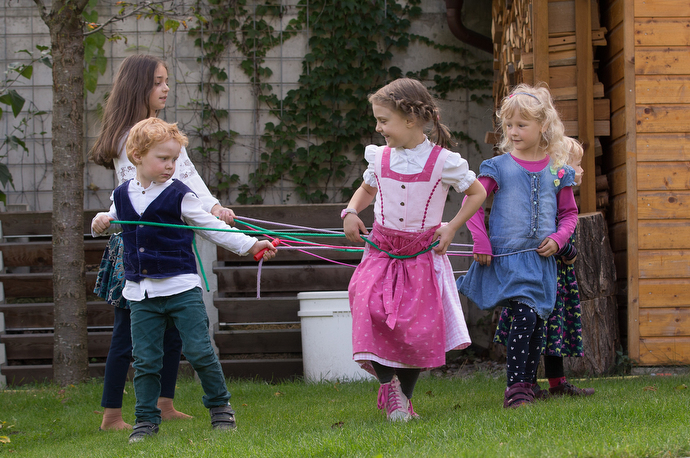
[371,361,421,399]
[530,355,566,384]
[506,300,545,387]
[543,354,565,379]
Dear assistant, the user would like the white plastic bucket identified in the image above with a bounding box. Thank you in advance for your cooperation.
[297,291,373,382]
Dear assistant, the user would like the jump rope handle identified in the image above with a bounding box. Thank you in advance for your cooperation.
[254,238,281,261]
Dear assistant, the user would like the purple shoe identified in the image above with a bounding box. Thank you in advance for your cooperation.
[532,382,550,400]
[549,381,595,397]
[503,382,535,408]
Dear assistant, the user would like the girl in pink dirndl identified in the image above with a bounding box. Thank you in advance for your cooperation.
[343,78,486,422]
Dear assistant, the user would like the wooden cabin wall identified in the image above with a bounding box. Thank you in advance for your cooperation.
[599,0,690,365]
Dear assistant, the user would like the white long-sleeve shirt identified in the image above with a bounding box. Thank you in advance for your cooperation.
[92,178,257,302]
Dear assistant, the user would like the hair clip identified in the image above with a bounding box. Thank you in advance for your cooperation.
[509,92,539,101]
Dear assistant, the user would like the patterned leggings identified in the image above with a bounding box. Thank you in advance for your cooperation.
[506,300,545,387]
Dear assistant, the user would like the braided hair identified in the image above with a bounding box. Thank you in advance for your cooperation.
[368,78,453,148]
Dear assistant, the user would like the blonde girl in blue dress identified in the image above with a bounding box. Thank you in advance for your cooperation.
[457,83,578,408]
[493,136,595,398]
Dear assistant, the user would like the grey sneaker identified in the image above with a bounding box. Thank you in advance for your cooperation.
[128,421,159,444]
[209,404,237,430]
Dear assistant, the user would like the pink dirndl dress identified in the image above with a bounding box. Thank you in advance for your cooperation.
[349,145,471,370]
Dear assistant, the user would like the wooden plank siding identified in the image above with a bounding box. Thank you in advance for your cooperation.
[637,133,690,161]
[0,302,114,330]
[638,337,690,365]
[637,163,690,191]
[635,48,690,75]
[639,220,690,250]
[601,0,690,365]
[636,77,690,105]
[633,0,690,17]
[634,18,690,46]
[635,105,690,133]
[639,280,690,307]
[606,136,626,169]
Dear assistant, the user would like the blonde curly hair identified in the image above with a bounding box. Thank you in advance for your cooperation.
[496,83,568,168]
[126,117,188,164]
[564,135,583,166]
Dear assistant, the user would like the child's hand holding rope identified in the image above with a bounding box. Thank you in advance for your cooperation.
[343,213,369,243]
[92,214,114,235]
[249,239,278,261]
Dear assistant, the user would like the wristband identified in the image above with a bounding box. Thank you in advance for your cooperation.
[340,208,358,219]
[557,243,577,261]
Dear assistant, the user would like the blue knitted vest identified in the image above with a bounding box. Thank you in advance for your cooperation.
[114,179,197,282]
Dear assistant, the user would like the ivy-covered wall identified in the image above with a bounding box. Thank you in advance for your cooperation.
[0,0,493,211]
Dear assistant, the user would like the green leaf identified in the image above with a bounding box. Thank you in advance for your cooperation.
[83,42,97,63]
[82,9,98,23]
[18,65,33,79]
[95,55,107,74]
[164,19,180,33]
[0,162,14,189]
[39,56,52,69]
[84,69,97,94]
[194,0,487,204]
[5,135,27,153]
[91,31,106,48]
[0,90,25,117]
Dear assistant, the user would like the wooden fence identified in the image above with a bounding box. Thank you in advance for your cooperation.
[0,204,371,386]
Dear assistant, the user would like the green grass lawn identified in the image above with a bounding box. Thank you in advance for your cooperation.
[2,371,690,457]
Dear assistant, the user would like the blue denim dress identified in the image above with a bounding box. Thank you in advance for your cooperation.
[457,153,575,319]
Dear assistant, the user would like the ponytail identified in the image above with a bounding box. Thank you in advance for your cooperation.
[429,108,454,148]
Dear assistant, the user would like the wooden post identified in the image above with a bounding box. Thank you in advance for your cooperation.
[532,0,550,84]
[623,0,640,364]
[576,0,596,213]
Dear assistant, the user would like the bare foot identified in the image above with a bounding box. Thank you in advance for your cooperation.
[157,397,193,421]
[100,408,132,431]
